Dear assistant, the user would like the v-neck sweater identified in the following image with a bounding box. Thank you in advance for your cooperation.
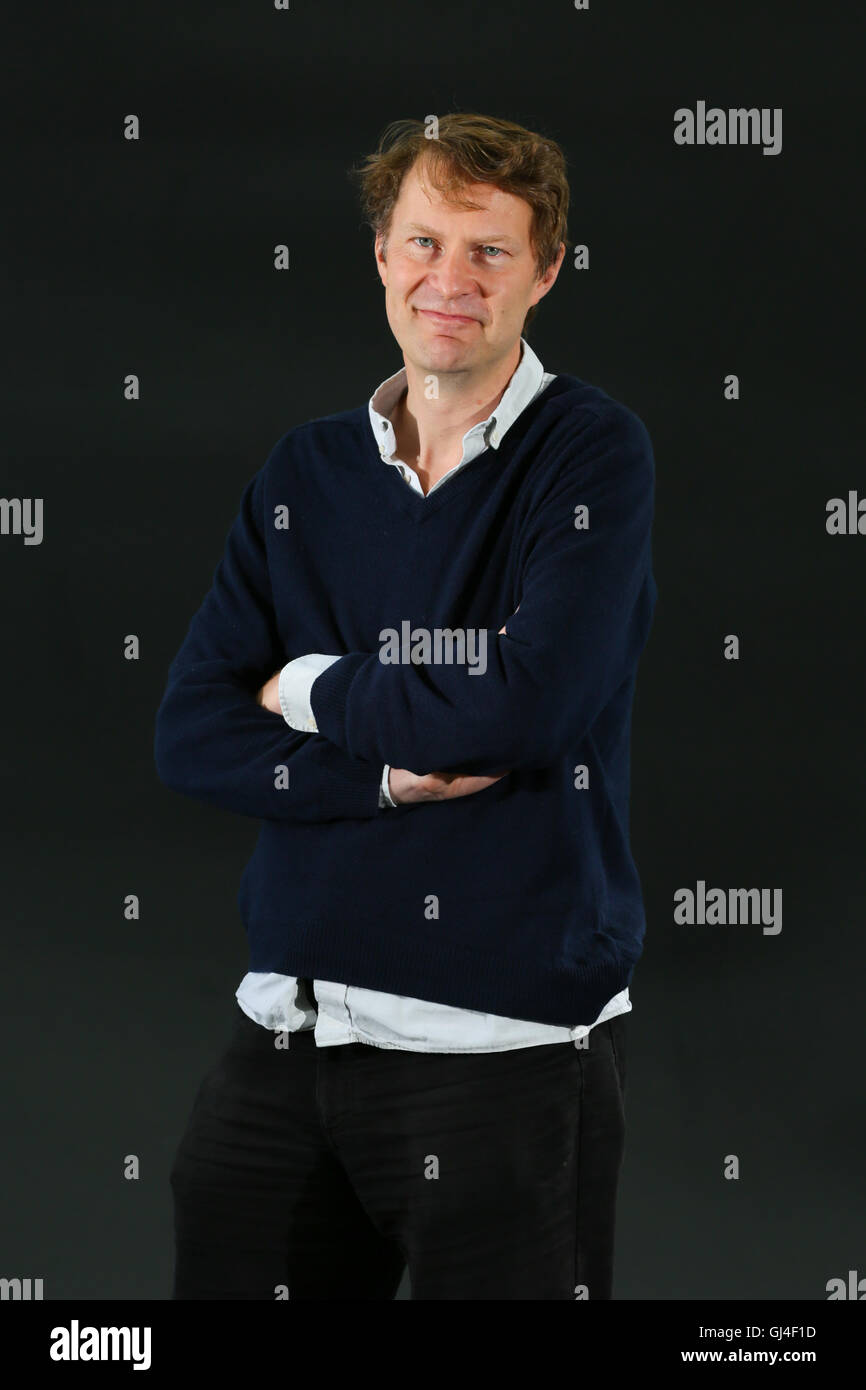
[154,370,658,1026]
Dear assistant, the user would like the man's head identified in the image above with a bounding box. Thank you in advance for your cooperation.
[351,113,570,381]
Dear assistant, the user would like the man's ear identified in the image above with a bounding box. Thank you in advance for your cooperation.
[529,240,567,310]
[374,232,389,288]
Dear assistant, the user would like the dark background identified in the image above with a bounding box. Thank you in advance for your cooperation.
[2,1,863,1300]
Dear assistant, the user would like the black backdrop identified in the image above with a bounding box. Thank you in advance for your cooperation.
[2,1,863,1302]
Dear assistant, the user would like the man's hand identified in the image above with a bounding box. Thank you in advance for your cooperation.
[387,767,510,804]
[255,671,282,714]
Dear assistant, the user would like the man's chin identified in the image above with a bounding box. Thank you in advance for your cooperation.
[410,325,477,362]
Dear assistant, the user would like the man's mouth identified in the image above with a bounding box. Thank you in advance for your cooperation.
[417,309,478,325]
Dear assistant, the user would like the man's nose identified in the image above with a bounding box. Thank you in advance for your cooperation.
[425,247,480,305]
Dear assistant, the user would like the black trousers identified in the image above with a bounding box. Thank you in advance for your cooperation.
[170,1000,627,1300]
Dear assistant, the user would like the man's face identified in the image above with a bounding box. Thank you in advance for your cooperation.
[374,156,564,380]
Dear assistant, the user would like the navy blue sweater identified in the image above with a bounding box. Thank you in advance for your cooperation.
[154,372,658,1027]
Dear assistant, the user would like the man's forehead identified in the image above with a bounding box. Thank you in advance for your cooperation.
[394,161,531,233]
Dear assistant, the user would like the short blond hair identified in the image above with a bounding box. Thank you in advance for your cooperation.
[350,112,571,333]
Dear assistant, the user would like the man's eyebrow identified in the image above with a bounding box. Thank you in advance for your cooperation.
[402,221,522,247]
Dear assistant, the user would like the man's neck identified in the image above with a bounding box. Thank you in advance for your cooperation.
[391,341,522,495]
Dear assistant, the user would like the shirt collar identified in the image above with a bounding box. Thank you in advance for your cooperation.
[368,336,546,457]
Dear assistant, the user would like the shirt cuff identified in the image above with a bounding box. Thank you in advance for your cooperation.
[278,654,341,732]
[379,763,397,808]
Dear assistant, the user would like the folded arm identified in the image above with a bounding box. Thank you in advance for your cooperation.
[307,407,657,775]
[153,467,385,823]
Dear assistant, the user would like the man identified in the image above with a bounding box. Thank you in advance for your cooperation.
[154,112,658,1300]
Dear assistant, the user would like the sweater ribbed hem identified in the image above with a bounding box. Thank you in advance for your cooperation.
[243,913,641,1030]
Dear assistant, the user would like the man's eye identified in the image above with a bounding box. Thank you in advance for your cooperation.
[412,238,505,258]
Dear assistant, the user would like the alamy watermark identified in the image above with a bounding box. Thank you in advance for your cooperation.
[674,102,782,156]
[1,1276,43,1299]
[0,498,43,545]
[674,880,782,934]
[49,1321,151,1371]
[379,622,488,675]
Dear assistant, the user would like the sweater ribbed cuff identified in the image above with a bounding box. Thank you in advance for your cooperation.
[314,750,386,820]
[309,653,368,754]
